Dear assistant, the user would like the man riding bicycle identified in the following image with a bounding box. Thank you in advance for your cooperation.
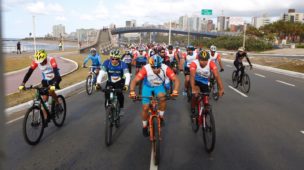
[121,49,133,74]
[133,47,148,74]
[234,47,253,86]
[209,45,224,72]
[19,49,62,120]
[190,50,224,113]
[129,55,180,137]
[96,49,131,114]
[82,48,102,82]
[180,45,197,95]
[167,45,179,74]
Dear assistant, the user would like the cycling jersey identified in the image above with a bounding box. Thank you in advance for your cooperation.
[83,53,102,66]
[167,51,175,63]
[183,52,197,68]
[101,59,129,84]
[234,51,252,65]
[190,59,217,85]
[209,52,221,63]
[122,53,133,64]
[137,64,175,87]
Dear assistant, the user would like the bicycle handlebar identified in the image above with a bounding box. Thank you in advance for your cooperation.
[132,95,175,101]
[101,88,123,93]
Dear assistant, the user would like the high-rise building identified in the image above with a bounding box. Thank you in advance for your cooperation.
[282,9,304,23]
[217,16,228,32]
[179,15,188,31]
[251,15,271,28]
[207,20,215,32]
[126,20,136,27]
[52,24,65,38]
[188,16,200,31]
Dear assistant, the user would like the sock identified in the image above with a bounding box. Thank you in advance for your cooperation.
[142,121,147,127]
[159,111,165,118]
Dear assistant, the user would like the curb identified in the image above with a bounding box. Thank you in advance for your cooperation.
[5,80,86,116]
[222,58,304,79]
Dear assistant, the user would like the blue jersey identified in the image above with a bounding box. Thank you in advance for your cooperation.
[136,55,147,63]
[84,53,102,66]
[102,59,129,83]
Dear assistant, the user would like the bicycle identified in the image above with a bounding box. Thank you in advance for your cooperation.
[22,86,66,145]
[85,66,100,95]
[133,95,174,165]
[191,92,216,153]
[101,86,122,146]
[232,65,251,93]
[209,73,219,101]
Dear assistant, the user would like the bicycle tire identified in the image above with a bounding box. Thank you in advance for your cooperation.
[191,104,199,133]
[242,73,251,93]
[212,80,219,101]
[114,100,120,128]
[52,95,67,127]
[202,106,216,153]
[105,106,113,146]
[23,106,45,145]
[152,116,160,165]
[232,71,238,87]
[86,74,94,95]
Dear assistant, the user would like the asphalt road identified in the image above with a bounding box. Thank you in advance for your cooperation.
[5,56,77,95]
[4,62,304,170]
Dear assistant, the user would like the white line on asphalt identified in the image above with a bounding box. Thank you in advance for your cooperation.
[150,147,158,170]
[228,85,248,97]
[226,65,232,67]
[6,116,24,125]
[276,80,295,87]
[301,131,304,134]
[77,90,86,95]
[254,73,266,78]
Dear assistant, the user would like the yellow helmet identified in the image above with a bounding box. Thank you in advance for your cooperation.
[34,49,47,63]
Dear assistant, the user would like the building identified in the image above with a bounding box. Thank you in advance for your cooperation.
[282,9,304,23]
[217,16,229,32]
[179,15,188,31]
[252,15,271,28]
[207,20,215,32]
[126,20,136,27]
[52,24,66,38]
[76,29,98,42]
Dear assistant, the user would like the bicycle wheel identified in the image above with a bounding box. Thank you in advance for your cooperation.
[191,104,199,133]
[152,117,160,165]
[232,71,238,87]
[52,95,67,127]
[114,100,121,128]
[86,74,94,95]
[242,73,251,93]
[202,106,216,153]
[212,80,219,101]
[105,106,113,146]
[23,106,45,145]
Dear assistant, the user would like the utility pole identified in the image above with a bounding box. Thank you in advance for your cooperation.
[187,18,190,45]
[169,19,172,45]
[32,16,37,53]
[243,23,247,49]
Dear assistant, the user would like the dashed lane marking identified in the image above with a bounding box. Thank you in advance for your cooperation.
[276,80,295,87]
[255,73,266,78]
[150,147,158,170]
[228,85,248,97]
[6,116,24,125]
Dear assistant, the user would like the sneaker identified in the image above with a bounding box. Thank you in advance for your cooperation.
[95,84,101,91]
[142,127,149,137]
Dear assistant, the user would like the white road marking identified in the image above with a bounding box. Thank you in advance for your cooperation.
[150,147,158,170]
[301,131,304,134]
[226,65,232,67]
[77,90,86,95]
[6,116,24,125]
[228,85,248,97]
[276,80,295,87]
[254,73,266,78]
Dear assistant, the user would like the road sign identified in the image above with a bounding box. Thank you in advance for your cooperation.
[201,9,212,15]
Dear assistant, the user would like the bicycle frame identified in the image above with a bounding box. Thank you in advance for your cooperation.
[196,93,210,128]
[31,87,53,117]
[148,98,161,141]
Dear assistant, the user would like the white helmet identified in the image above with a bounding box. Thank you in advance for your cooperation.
[210,45,216,52]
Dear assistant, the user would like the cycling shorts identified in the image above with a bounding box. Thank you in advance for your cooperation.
[142,84,166,105]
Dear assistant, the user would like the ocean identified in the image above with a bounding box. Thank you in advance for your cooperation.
[2,38,77,53]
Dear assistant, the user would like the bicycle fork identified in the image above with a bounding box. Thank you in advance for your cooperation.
[149,114,161,141]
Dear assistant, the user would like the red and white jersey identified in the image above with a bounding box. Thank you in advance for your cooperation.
[167,50,175,62]
[209,51,221,63]
[183,52,197,68]
[31,57,58,80]
[190,59,217,85]
[137,64,175,87]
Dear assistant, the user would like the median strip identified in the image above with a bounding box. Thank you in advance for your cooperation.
[276,80,295,87]
[228,85,248,97]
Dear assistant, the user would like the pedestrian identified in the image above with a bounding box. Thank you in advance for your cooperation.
[58,41,63,51]
[17,41,21,54]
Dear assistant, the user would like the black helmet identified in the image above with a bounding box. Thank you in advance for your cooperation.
[186,45,195,51]
[198,50,210,61]
[168,45,173,50]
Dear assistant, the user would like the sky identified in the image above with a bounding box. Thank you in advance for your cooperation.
[2,0,304,38]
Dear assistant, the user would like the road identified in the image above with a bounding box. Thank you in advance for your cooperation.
[4,62,304,170]
[5,56,77,95]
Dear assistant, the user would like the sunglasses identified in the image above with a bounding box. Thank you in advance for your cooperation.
[160,51,165,53]
[111,58,119,61]
[151,66,161,69]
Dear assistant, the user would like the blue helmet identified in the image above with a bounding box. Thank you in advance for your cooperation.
[186,45,195,51]
[149,55,163,68]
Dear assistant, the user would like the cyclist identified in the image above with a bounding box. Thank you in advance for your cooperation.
[167,45,179,74]
[158,46,170,66]
[180,45,197,95]
[234,47,253,86]
[121,49,133,74]
[96,49,130,113]
[190,50,224,113]
[82,47,102,82]
[129,55,180,137]
[209,45,224,72]
[18,49,62,121]
[133,47,148,74]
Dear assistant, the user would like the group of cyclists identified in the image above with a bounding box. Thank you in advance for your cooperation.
[18,43,253,137]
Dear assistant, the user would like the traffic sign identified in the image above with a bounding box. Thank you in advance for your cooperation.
[201,9,212,15]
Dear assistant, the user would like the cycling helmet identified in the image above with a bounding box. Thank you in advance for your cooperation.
[198,50,210,61]
[149,55,163,68]
[168,45,173,50]
[238,47,245,52]
[149,50,156,57]
[110,49,121,59]
[90,48,97,52]
[210,45,217,52]
[34,49,47,63]
[186,45,195,51]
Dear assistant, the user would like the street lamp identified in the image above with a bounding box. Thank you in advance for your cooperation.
[32,16,37,53]
[242,23,247,49]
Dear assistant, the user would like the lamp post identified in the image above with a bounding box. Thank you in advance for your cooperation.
[242,23,247,49]
[169,19,172,45]
[32,16,37,53]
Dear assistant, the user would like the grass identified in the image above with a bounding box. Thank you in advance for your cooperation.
[5,55,33,72]
[6,53,109,108]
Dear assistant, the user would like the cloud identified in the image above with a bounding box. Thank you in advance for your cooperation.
[2,0,27,11]
[78,0,109,21]
[56,16,67,21]
[25,1,64,15]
